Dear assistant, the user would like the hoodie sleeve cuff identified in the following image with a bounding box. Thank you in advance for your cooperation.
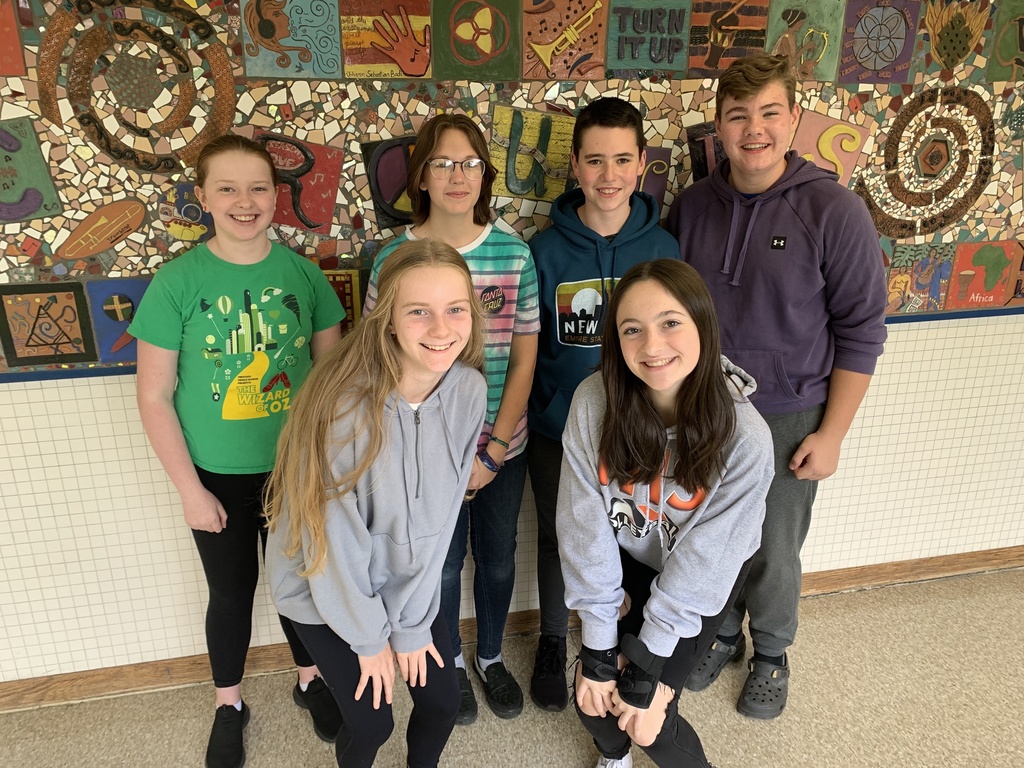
[388,628,433,655]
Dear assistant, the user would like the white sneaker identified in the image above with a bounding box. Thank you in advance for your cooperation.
[596,753,633,768]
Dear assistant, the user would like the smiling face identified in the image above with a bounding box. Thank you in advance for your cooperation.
[391,264,475,400]
[418,128,484,222]
[615,279,701,418]
[571,125,646,226]
[194,150,276,249]
[714,81,800,194]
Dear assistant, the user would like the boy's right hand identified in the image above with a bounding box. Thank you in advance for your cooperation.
[181,486,228,533]
[356,644,395,709]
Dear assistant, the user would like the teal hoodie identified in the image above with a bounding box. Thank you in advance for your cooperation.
[266,362,486,656]
[528,189,679,441]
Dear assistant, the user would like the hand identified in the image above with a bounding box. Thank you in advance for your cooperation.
[181,486,228,533]
[467,442,506,491]
[356,643,395,709]
[618,592,632,620]
[575,663,618,718]
[395,642,443,688]
[371,6,431,77]
[611,681,675,747]
[789,430,842,481]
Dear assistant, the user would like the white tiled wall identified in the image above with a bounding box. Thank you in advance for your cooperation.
[2,315,1023,682]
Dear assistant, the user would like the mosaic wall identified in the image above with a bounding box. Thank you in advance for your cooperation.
[1,0,1024,379]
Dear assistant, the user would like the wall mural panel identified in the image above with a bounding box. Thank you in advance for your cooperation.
[1,0,1024,379]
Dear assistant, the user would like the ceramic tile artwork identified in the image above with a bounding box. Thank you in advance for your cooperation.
[241,0,343,80]
[433,0,521,82]
[763,0,844,82]
[341,0,432,79]
[523,0,609,81]
[0,0,1023,377]
[605,0,690,76]
[0,0,26,77]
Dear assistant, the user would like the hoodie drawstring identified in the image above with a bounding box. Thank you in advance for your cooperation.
[720,202,742,278]
[729,197,763,287]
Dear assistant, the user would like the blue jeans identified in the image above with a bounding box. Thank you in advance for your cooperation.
[440,452,528,661]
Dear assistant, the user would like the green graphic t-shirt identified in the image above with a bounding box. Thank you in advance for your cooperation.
[129,243,345,473]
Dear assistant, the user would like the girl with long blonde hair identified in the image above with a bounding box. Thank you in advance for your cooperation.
[266,238,488,768]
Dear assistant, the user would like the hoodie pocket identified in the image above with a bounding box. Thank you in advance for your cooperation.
[725,349,800,403]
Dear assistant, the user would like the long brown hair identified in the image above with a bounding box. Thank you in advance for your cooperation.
[265,238,485,575]
[599,260,736,493]
[406,113,496,227]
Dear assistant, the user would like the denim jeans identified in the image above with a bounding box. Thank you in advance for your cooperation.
[440,452,528,660]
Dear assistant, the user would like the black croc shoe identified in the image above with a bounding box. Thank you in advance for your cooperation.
[684,634,746,692]
[737,657,790,719]
[293,676,342,743]
[473,658,523,719]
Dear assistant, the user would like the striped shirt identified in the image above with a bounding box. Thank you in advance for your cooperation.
[365,224,541,458]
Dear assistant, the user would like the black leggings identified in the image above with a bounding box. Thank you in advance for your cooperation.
[293,614,459,768]
[191,466,313,688]
[577,550,752,768]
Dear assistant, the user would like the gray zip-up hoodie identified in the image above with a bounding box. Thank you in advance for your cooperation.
[557,358,774,657]
[266,362,486,656]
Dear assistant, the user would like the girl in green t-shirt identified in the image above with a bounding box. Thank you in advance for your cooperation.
[133,135,343,768]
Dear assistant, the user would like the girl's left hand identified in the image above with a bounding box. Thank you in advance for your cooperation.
[611,681,676,747]
[395,642,444,688]
[467,443,507,491]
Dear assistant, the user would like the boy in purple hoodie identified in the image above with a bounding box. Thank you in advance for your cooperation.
[666,54,887,719]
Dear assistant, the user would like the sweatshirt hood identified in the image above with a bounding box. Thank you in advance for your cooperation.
[721,354,758,399]
[709,151,838,287]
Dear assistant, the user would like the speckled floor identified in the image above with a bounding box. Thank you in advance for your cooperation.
[4,569,1023,768]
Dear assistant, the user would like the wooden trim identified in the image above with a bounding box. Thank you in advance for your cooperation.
[800,545,1024,596]
[0,643,294,714]
[3,546,1021,713]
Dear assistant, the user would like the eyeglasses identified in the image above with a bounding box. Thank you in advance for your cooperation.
[427,158,486,180]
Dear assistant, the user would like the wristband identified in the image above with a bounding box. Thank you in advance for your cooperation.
[488,434,510,449]
[617,634,669,709]
[477,450,502,473]
[579,645,619,683]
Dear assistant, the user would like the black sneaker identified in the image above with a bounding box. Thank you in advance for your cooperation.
[455,666,478,725]
[293,676,342,743]
[530,634,568,711]
[472,657,523,719]
[205,701,249,768]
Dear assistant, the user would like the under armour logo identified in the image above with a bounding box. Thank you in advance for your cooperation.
[771,236,787,250]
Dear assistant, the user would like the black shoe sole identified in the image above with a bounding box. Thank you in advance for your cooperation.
[529,690,569,712]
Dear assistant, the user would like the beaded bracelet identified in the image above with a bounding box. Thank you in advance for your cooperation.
[488,435,510,449]
[477,450,502,473]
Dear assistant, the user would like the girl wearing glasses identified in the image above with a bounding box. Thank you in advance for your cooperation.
[365,113,540,726]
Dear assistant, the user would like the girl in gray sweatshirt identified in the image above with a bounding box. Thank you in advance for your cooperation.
[265,239,487,768]
[557,260,774,768]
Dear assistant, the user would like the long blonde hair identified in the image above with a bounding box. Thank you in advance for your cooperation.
[265,238,484,575]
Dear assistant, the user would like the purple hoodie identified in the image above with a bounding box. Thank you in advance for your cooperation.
[667,152,887,415]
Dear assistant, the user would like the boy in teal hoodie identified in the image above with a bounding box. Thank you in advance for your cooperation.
[527,97,679,712]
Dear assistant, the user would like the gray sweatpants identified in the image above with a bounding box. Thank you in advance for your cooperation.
[718,404,826,658]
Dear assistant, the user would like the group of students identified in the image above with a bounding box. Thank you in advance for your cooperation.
[131,54,887,768]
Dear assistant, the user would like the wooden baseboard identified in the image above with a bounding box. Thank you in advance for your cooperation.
[2,545,1021,713]
[799,545,1024,595]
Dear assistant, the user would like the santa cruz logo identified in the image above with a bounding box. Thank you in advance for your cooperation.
[480,285,506,314]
